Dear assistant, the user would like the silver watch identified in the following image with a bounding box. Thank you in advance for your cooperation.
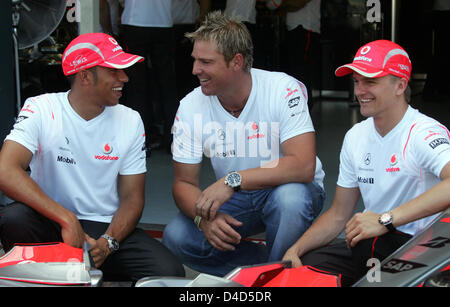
[224,171,242,191]
[378,211,396,232]
[101,234,119,252]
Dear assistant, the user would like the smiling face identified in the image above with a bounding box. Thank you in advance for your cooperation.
[191,39,237,98]
[90,66,129,107]
[352,73,407,119]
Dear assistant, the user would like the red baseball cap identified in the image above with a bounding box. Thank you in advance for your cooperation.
[62,32,144,76]
[335,40,412,81]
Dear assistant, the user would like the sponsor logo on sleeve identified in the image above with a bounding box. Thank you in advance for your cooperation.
[428,137,449,149]
[288,97,300,108]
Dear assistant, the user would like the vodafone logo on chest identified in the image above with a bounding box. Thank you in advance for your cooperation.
[94,142,119,161]
[385,153,400,173]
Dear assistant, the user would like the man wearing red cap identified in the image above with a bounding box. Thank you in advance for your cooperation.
[283,40,450,286]
[0,33,184,282]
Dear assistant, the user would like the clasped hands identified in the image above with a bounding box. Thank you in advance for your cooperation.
[194,178,243,252]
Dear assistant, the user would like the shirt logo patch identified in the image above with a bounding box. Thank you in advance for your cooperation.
[95,142,119,160]
[429,138,449,149]
[386,154,400,172]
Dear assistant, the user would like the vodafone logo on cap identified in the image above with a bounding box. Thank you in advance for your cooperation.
[360,46,371,55]
[354,46,373,62]
[109,37,118,45]
[108,37,122,52]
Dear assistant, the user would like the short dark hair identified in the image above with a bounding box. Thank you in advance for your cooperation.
[389,75,411,103]
[66,66,98,86]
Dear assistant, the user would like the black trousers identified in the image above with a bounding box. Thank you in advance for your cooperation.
[0,202,185,282]
[301,232,412,287]
[281,25,321,111]
[120,25,179,150]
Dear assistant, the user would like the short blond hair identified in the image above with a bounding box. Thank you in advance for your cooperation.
[185,11,253,72]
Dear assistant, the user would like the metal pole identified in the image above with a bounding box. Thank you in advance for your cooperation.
[391,0,399,42]
[12,5,21,116]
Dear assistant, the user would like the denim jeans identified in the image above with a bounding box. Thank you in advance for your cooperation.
[162,182,325,276]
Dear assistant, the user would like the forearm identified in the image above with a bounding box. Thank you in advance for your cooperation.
[173,180,202,219]
[289,208,347,258]
[392,176,450,228]
[239,154,315,191]
[105,199,143,243]
[288,186,360,258]
[0,164,76,228]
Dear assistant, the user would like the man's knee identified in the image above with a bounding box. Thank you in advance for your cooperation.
[273,183,307,205]
[162,214,212,261]
[270,183,322,218]
[162,217,185,252]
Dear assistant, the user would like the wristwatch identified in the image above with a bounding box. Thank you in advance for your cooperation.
[224,171,242,192]
[101,234,119,252]
[378,211,396,232]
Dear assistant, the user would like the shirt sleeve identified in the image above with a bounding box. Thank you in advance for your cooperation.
[337,130,359,188]
[119,113,147,175]
[172,100,204,164]
[277,77,315,143]
[410,122,450,178]
[4,97,42,154]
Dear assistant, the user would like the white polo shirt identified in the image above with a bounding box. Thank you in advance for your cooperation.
[121,0,172,27]
[338,106,450,235]
[224,0,257,24]
[172,68,325,188]
[5,91,147,223]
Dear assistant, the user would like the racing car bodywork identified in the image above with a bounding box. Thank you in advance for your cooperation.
[0,208,448,287]
[354,207,450,287]
[0,242,102,286]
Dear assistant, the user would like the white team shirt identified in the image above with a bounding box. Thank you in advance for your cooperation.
[121,0,172,28]
[338,106,450,235]
[5,91,147,223]
[224,0,257,24]
[286,0,321,33]
[172,0,199,25]
[172,68,325,188]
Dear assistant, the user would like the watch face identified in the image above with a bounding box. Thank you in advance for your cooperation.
[227,173,241,186]
[111,240,119,251]
[380,212,392,225]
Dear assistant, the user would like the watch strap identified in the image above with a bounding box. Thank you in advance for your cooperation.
[101,234,119,252]
[384,223,396,232]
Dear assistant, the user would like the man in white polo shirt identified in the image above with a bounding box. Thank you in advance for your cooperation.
[283,40,450,286]
[0,33,184,282]
[162,11,325,277]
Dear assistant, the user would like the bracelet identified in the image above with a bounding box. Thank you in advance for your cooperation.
[194,215,202,230]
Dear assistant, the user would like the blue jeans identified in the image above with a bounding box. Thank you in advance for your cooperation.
[162,182,325,276]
